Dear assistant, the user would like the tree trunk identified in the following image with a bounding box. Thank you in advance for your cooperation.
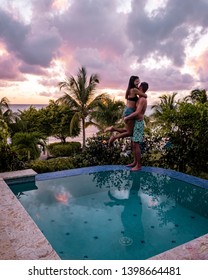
[82,117,86,149]
[28,150,30,161]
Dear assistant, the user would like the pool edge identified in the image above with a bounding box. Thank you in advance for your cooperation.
[0,170,60,260]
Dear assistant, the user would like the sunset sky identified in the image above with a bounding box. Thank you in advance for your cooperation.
[0,0,208,105]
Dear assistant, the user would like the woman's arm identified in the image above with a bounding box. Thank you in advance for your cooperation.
[132,88,147,98]
[124,98,146,121]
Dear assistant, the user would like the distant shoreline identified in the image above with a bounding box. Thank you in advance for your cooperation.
[10,104,154,116]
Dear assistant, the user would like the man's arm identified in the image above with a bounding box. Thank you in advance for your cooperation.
[124,98,146,121]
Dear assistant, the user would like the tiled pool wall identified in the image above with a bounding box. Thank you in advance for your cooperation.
[1,165,208,260]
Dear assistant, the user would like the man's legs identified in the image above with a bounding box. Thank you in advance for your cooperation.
[131,141,142,171]
[127,119,144,170]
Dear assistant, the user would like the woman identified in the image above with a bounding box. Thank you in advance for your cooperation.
[106,76,147,145]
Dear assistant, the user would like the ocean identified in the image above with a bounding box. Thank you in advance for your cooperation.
[9,104,153,144]
[10,104,47,112]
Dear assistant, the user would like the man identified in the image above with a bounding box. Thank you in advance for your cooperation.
[124,82,149,171]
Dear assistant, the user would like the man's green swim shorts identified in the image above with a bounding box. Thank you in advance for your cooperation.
[132,120,144,143]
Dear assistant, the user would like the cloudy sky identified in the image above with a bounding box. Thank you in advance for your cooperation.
[0,0,208,105]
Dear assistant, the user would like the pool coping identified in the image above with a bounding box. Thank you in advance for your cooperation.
[36,165,208,190]
[1,165,208,260]
[0,169,60,260]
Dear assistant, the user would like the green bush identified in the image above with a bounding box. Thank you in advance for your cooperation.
[28,136,132,173]
[47,141,81,157]
[28,157,75,173]
[72,135,131,167]
[0,119,9,145]
[0,144,25,172]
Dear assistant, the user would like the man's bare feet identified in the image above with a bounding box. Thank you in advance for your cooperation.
[108,135,115,146]
[131,165,141,171]
[126,162,136,167]
[105,126,114,132]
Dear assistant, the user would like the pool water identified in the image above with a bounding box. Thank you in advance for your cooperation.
[10,170,208,260]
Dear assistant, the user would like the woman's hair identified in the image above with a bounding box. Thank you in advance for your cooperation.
[125,75,139,99]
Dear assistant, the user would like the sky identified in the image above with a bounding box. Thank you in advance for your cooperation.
[0,0,208,105]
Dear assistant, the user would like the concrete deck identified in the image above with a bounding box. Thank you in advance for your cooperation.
[0,170,60,260]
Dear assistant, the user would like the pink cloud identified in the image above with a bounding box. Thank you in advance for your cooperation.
[0,55,24,81]
[0,0,208,104]
[189,50,208,87]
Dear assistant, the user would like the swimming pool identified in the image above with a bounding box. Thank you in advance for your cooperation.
[9,165,208,260]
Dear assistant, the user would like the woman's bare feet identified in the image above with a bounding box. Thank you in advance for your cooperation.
[105,126,114,132]
[131,165,141,171]
[108,135,116,146]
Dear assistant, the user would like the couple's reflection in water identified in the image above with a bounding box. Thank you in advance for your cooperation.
[104,171,145,250]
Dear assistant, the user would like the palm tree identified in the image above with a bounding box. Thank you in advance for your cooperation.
[151,92,178,117]
[57,66,106,148]
[0,97,17,127]
[150,92,179,137]
[0,97,9,115]
[87,97,125,133]
[12,132,46,161]
[184,89,208,104]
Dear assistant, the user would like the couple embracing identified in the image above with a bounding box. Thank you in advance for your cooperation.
[106,76,149,171]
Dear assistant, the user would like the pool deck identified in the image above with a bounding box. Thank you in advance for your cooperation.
[0,169,60,260]
[0,166,208,260]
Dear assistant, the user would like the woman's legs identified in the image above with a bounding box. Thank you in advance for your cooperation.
[105,126,127,133]
[108,120,134,146]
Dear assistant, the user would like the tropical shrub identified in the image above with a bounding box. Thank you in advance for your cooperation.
[47,142,81,157]
[0,119,9,144]
[0,144,24,172]
[28,158,75,173]
[72,135,131,167]
[12,132,46,161]
[157,102,208,174]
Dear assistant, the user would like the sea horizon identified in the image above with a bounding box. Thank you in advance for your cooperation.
[10,103,153,114]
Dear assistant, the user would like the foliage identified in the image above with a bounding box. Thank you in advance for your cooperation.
[2,91,208,180]
[28,158,75,173]
[151,92,178,117]
[47,141,81,157]
[87,97,125,133]
[11,102,80,142]
[184,89,208,104]
[42,101,81,142]
[71,135,131,167]
[0,119,9,144]
[10,106,41,136]
[28,135,131,173]
[57,66,107,148]
[156,102,208,174]
[0,97,16,126]
[0,97,10,115]
[0,144,24,172]
[12,132,46,161]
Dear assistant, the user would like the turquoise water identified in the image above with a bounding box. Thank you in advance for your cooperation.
[10,170,208,260]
